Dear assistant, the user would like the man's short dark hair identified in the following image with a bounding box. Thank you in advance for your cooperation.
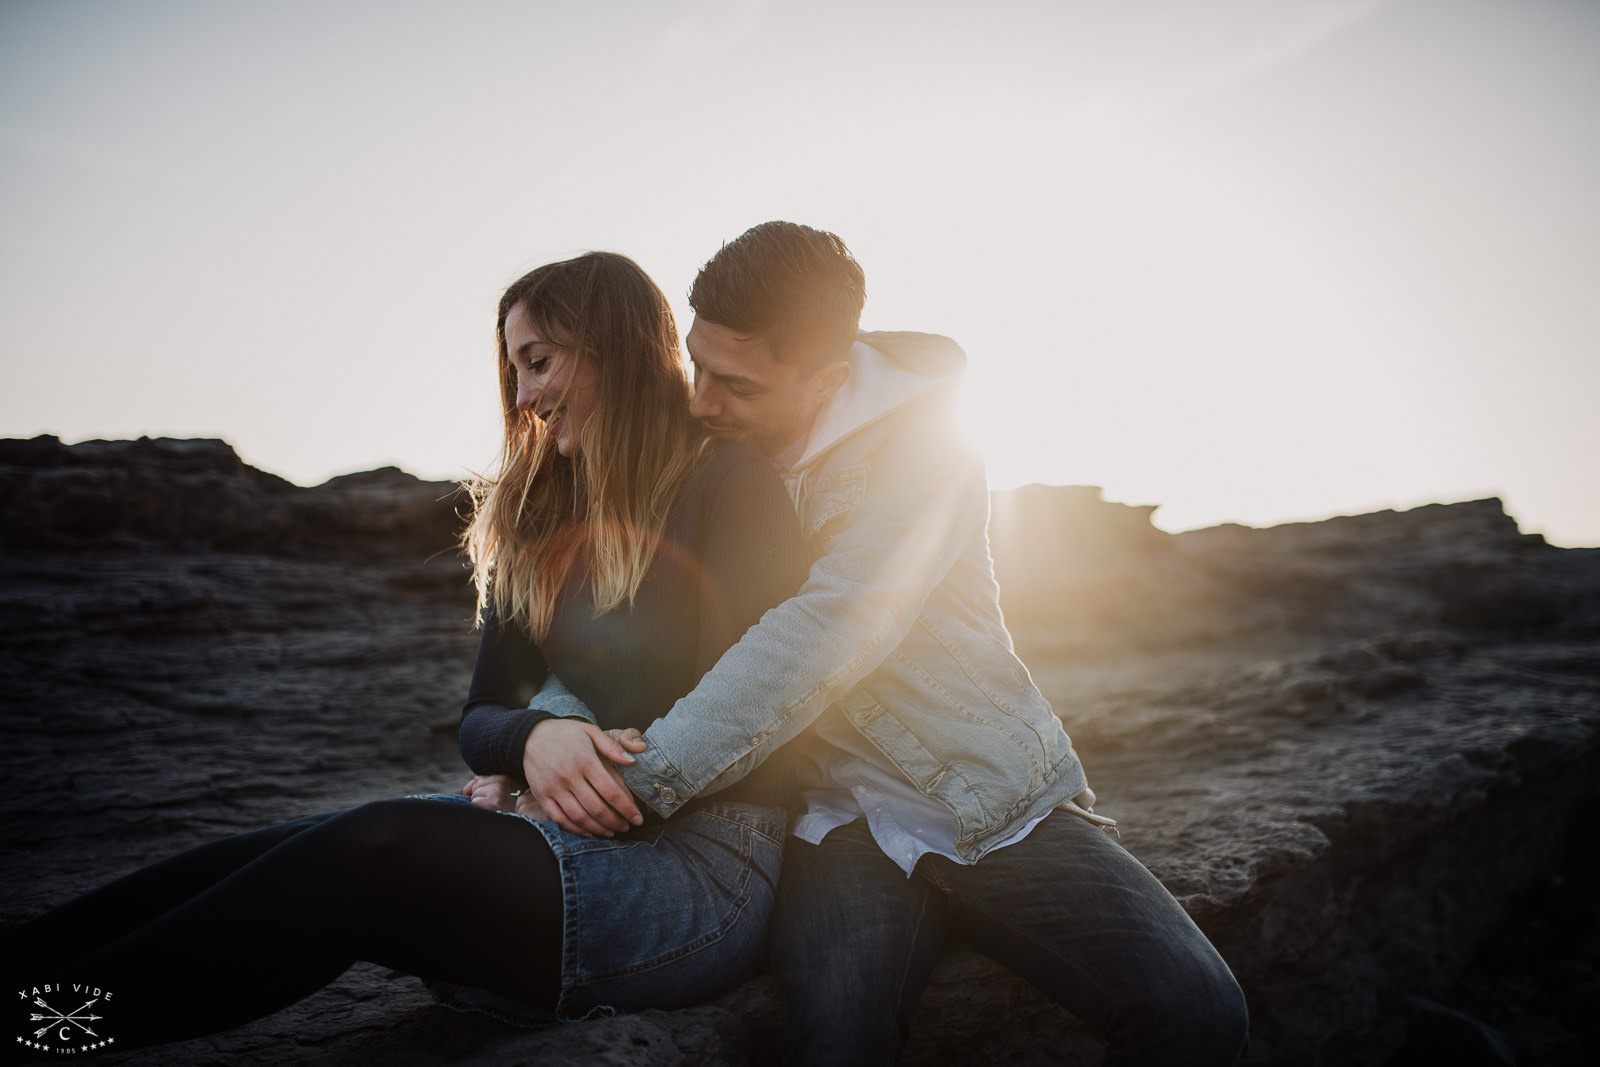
[689,221,866,372]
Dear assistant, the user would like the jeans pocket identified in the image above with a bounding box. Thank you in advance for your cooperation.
[554,821,669,855]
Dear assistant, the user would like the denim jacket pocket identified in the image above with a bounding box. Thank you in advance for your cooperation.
[798,464,868,556]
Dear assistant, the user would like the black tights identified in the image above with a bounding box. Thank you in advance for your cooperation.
[3,799,564,1050]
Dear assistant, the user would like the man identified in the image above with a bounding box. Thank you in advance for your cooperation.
[512,222,1247,1065]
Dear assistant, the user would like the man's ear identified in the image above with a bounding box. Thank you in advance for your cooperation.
[812,360,851,404]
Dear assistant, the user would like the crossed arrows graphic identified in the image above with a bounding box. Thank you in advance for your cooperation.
[29,996,102,1040]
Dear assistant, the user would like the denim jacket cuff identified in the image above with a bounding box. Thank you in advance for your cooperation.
[529,675,598,726]
[619,745,695,817]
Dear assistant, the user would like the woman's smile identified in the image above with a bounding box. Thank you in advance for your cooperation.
[505,303,598,458]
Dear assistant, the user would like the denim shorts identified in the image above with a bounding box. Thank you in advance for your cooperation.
[411,792,785,1026]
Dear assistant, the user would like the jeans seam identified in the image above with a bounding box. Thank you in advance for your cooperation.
[887,881,938,1045]
[691,803,788,848]
[934,874,1114,1007]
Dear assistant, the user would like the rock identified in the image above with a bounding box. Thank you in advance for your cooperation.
[1,437,1597,1065]
[0,434,465,559]
[1386,995,1517,1066]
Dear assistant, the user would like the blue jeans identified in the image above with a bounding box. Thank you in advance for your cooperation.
[769,812,1249,1066]
[414,792,786,1023]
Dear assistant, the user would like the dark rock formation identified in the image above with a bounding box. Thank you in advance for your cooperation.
[0,434,465,559]
[2,437,1597,1065]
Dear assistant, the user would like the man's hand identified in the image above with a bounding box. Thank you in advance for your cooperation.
[513,791,550,821]
[605,727,649,754]
[521,719,649,837]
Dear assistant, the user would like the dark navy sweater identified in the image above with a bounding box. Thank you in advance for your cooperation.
[457,437,809,807]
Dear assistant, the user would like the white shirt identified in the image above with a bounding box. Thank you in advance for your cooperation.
[791,713,1052,876]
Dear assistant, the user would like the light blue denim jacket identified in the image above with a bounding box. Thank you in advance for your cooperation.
[605,331,1090,862]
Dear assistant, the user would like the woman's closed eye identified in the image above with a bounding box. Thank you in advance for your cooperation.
[512,355,550,379]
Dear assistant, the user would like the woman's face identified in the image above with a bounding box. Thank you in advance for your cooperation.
[505,303,600,459]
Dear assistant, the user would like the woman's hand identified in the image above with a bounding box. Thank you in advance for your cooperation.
[521,719,648,837]
[462,774,554,821]
[462,774,520,813]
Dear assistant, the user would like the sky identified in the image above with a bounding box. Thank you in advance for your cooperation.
[3,0,1597,545]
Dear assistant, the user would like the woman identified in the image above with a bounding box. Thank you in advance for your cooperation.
[2,252,808,1049]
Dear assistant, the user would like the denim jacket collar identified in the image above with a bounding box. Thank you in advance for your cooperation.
[791,332,966,478]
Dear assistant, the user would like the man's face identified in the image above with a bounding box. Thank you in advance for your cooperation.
[686,318,839,458]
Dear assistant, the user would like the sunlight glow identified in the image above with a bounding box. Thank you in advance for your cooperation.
[2,0,1596,546]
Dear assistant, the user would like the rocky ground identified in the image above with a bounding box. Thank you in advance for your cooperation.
[2,435,1597,1066]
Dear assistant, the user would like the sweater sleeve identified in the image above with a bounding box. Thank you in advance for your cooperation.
[456,603,592,777]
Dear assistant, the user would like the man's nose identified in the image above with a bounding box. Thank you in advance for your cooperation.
[688,379,718,419]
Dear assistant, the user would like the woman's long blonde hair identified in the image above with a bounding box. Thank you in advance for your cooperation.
[463,252,703,638]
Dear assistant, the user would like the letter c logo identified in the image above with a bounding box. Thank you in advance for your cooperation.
[60,1026,71,1041]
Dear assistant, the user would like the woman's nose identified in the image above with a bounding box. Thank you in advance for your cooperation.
[516,376,541,412]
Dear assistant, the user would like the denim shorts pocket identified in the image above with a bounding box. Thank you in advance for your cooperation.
[557,801,784,1014]
[550,820,669,855]
[417,799,783,1025]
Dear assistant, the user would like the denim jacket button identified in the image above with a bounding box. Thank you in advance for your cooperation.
[658,785,678,805]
